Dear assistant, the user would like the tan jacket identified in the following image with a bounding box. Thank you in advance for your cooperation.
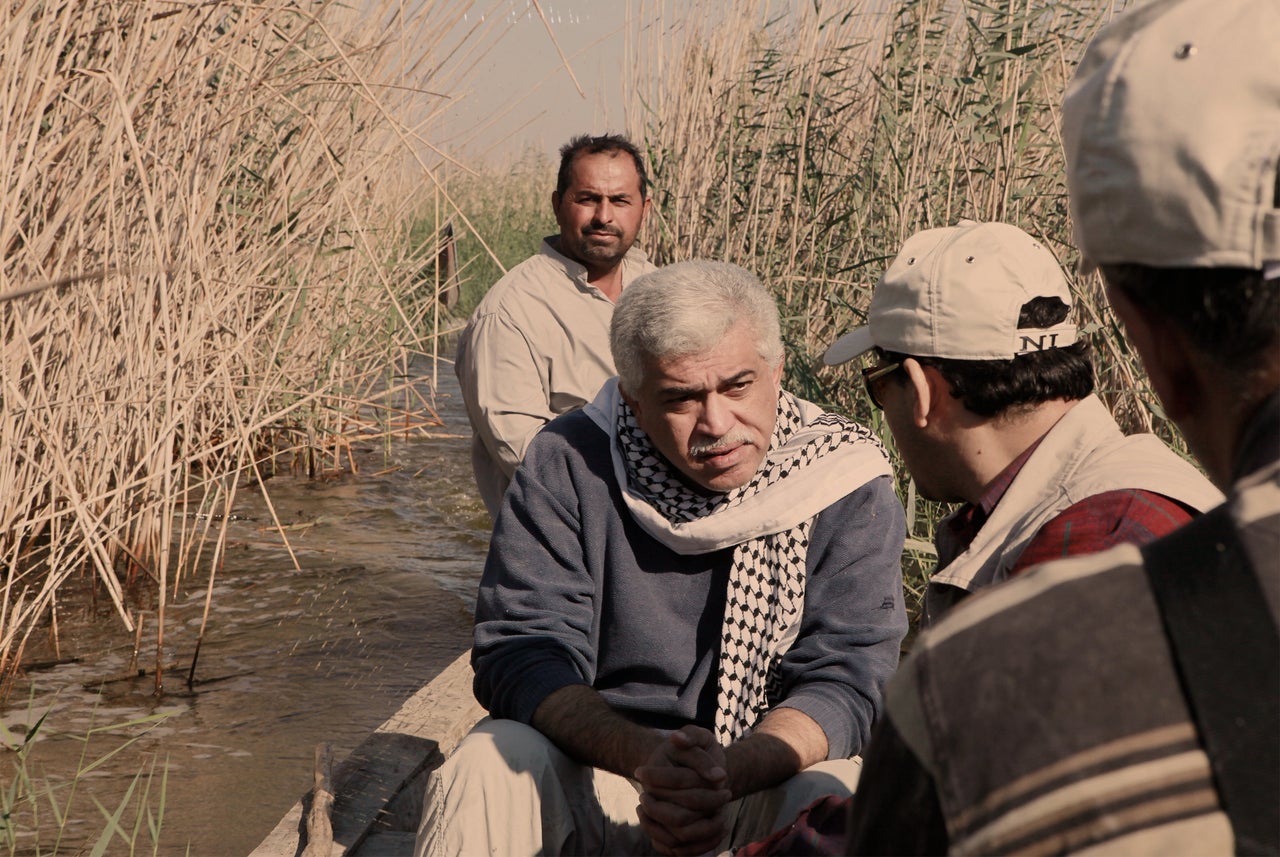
[874,395,1279,855]
[930,394,1222,602]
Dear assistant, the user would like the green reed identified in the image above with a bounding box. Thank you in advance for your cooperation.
[2,701,171,856]
[414,147,560,321]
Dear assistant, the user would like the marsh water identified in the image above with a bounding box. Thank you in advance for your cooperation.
[1,354,492,856]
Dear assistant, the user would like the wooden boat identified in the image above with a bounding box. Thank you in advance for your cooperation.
[250,651,483,857]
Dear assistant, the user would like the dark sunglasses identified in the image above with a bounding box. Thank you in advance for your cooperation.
[860,362,902,409]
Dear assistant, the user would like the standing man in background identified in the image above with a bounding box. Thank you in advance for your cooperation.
[455,133,656,516]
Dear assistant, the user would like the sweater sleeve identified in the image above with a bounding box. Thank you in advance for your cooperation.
[471,429,595,723]
[773,474,909,759]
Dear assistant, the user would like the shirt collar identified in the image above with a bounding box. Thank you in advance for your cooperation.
[540,236,652,294]
[975,434,1045,517]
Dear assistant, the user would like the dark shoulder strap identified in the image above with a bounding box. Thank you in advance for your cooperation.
[1141,504,1280,855]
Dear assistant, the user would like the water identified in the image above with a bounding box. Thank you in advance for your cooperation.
[1,355,493,856]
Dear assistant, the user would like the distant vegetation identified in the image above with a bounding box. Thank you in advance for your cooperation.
[416,148,558,320]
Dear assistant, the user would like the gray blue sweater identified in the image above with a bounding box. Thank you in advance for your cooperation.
[472,408,908,759]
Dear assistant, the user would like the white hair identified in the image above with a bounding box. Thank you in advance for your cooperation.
[610,260,784,394]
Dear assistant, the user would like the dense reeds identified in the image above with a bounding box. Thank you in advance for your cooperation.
[0,0,507,698]
[627,0,1176,612]
[415,147,558,319]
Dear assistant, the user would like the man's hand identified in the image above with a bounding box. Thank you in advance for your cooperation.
[634,726,732,856]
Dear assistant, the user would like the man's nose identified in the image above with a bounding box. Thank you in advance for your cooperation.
[697,395,735,438]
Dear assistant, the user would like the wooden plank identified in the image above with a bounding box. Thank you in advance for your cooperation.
[375,652,484,754]
[348,651,485,845]
[301,744,335,857]
[349,830,415,857]
[252,803,306,857]
[250,652,482,857]
[329,732,441,851]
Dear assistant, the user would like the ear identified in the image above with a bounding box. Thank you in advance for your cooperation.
[551,190,562,213]
[619,384,642,419]
[901,358,937,428]
[1106,283,1201,423]
[640,194,653,227]
[770,359,784,387]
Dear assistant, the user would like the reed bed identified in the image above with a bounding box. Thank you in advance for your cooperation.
[0,0,511,699]
[414,147,559,319]
[627,0,1178,614]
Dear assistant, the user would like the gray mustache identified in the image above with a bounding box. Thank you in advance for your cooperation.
[688,434,754,457]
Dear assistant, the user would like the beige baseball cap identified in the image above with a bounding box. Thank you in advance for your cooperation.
[1062,0,1280,272]
[823,220,1077,366]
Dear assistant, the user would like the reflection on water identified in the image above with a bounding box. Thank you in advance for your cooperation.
[1,355,492,856]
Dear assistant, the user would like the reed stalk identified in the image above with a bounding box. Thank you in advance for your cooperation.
[0,0,511,698]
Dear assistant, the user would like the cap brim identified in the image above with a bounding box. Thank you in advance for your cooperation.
[822,326,875,366]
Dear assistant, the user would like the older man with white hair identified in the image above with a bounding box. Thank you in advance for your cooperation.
[417,260,907,856]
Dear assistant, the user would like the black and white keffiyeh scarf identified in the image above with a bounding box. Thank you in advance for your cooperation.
[584,378,891,744]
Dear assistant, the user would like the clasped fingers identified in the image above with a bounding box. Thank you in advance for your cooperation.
[637,795,728,857]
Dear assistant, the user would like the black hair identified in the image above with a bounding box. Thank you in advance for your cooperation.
[556,133,648,199]
[1100,264,1279,378]
[885,296,1095,418]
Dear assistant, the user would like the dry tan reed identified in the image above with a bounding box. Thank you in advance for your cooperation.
[0,0,513,697]
[630,0,1126,368]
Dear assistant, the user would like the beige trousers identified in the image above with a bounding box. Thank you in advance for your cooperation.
[415,717,862,857]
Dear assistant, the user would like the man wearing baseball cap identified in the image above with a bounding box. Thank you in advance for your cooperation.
[823,219,1220,624]
[836,0,1280,853]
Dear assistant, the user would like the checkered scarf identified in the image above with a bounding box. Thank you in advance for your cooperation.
[612,388,885,743]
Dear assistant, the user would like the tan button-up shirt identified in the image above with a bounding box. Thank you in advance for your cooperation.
[455,237,656,517]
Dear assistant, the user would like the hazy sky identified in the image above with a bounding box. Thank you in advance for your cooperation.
[436,1,642,165]
[425,1,850,167]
